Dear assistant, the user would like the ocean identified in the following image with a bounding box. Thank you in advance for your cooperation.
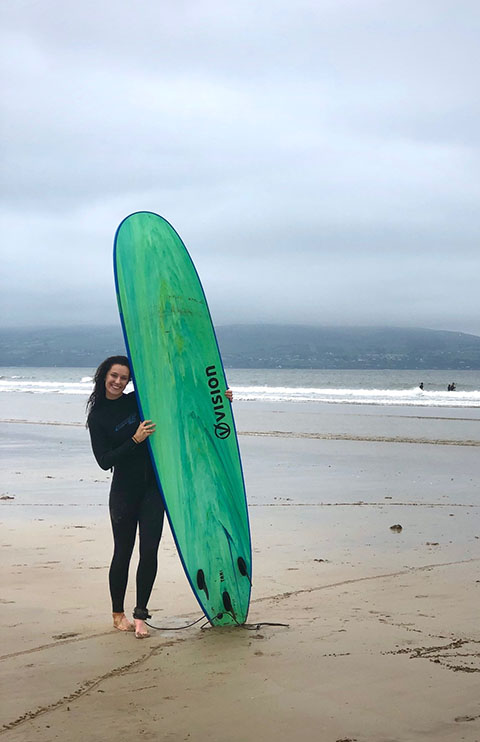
[1,366,480,408]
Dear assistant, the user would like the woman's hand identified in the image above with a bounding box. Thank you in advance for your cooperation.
[225,389,233,402]
[133,420,156,443]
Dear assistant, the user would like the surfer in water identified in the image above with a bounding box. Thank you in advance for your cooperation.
[87,356,232,638]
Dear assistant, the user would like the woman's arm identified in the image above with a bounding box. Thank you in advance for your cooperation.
[88,416,138,470]
[88,416,156,471]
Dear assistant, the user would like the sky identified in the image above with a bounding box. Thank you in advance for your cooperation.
[1,0,479,334]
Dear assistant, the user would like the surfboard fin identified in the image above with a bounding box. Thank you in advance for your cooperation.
[237,556,248,576]
[222,591,233,613]
[196,569,209,600]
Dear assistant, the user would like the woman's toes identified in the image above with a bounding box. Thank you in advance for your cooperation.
[113,614,134,631]
[134,619,150,638]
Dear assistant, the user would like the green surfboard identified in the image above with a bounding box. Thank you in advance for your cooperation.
[114,212,251,626]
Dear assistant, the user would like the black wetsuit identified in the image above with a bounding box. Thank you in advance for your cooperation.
[88,392,164,614]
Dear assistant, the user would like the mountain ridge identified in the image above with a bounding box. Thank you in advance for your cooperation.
[1,325,480,369]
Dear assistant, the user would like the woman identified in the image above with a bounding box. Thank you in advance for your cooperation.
[87,355,162,638]
[87,355,233,638]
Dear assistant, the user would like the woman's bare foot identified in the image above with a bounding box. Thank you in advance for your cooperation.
[134,618,150,639]
[113,612,134,632]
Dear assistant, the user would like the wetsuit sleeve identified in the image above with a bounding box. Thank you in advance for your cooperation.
[88,415,139,470]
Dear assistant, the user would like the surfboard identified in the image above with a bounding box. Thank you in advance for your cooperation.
[114,212,252,626]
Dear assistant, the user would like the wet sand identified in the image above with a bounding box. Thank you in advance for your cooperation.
[1,398,479,741]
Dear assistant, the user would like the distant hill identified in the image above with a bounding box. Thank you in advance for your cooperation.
[216,325,480,370]
[0,326,126,368]
[1,325,480,369]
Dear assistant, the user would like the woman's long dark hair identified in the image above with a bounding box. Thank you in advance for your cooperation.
[86,355,131,423]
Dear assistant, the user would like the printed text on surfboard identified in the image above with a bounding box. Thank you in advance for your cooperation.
[206,365,231,439]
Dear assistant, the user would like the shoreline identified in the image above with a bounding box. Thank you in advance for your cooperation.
[1,398,479,740]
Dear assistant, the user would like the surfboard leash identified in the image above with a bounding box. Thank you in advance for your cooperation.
[200,611,290,631]
[145,614,207,631]
[224,612,290,631]
[146,613,289,631]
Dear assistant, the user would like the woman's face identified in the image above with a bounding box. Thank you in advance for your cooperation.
[105,364,130,400]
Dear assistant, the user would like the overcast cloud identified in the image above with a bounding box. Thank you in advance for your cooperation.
[1,0,479,333]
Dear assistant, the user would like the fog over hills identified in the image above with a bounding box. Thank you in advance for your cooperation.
[1,325,480,370]
[216,326,480,370]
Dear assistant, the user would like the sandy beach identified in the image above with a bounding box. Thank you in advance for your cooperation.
[1,397,479,741]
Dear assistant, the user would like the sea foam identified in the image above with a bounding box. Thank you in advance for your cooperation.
[1,375,479,407]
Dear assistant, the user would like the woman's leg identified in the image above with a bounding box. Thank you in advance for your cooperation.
[109,492,138,617]
[134,485,165,636]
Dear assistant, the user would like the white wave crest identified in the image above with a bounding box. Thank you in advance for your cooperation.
[231,385,480,407]
[1,376,479,407]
